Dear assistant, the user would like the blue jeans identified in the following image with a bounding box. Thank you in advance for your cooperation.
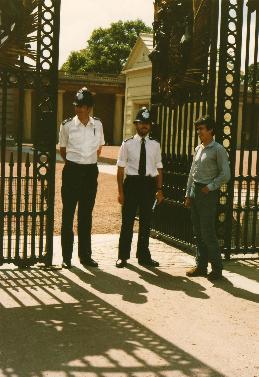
[190,184,222,272]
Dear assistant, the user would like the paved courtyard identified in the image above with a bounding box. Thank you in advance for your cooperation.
[0,148,258,377]
[0,234,258,377]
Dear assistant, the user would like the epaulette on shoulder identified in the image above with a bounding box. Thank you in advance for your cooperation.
[62,117,73,125]
[124,136,134,143]
[149,136,160,143]
[93,116,101,121]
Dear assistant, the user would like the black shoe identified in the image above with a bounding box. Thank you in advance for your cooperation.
[80,258,98,267]
[62,260,72,269]
[186,266,208,277]
[116,259,127,268]
[138,259,159,267]
[207,270,223,281]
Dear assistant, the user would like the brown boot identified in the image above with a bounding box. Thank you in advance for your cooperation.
[186,266,207,277]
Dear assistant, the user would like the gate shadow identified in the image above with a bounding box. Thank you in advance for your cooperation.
[223,258,259,283]
[0,268,222,377]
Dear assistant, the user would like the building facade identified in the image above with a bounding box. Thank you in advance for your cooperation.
[0,72,125,146]
[122,33,153,139]
[58,72,125,145]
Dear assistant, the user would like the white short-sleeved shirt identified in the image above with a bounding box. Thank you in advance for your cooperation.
[117,134,163,177]
[59,115,105,164]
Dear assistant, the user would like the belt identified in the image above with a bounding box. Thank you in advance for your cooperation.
[65,160,97,168]
[126,175,156,180]
[194,181,208,187]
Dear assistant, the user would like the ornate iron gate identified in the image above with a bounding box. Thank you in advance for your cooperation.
[0,0,61,266]
[150,0,259,257]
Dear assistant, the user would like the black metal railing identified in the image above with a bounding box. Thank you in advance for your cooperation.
[0,152,49,266]
[0,0,61,266]
[151,0,259,256]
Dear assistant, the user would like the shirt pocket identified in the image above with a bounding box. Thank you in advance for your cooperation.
[201,155,219,179]
[148,152,156,169]
[69,129,82,145]
[201,151,216,168]
[128,148,139,164]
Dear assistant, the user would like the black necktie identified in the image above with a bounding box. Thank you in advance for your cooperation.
[138,137,146,176]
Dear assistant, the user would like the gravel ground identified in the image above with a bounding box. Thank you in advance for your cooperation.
[0,147,132,236]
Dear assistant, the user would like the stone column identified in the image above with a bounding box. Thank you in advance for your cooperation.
[57,89,65,125]
[91,92,96,117]
[113,94,124,145]
[57,89,65,140]
[23,89,33,142]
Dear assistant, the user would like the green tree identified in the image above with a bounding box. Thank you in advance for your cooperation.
[241,63,259,89]
[62,49,89,73]
[61,20,152,74]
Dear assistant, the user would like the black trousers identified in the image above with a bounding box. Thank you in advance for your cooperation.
[61,160,98,262]
[118,175,156,261]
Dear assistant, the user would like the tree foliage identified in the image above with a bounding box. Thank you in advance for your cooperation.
[241,63,259,89]
[61,20,152,74]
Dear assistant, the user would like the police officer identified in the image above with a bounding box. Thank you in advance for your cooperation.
[116,107,164,268]
[184,115,231,281]
[59,87,105,268]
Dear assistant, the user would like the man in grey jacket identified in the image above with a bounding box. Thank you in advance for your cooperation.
[184,115,231,281]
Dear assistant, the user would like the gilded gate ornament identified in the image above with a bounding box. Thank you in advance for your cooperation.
[150,0,212,106]
[0,0,38,68]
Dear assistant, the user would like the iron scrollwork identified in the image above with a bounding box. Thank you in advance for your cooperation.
[0,0,38,69]
[0,0,61,266]
[150,0,212,106]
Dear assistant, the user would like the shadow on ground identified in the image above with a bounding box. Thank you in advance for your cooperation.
[127,264,209,299]
[0,268,222,377]
[127,263,259,303]
[72,266,148,304]
[223,258,259,283]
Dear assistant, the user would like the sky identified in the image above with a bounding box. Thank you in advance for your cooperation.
[58,1,257,70]
[59,0,154,67]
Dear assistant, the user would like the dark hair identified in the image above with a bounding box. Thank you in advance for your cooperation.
[194,115,216,135]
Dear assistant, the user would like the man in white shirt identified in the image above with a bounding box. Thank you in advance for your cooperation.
[116,107,164,268]
[59,87,105,268]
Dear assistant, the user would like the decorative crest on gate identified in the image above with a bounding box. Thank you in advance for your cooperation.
[150,0,212,106]
[0,0,38,69]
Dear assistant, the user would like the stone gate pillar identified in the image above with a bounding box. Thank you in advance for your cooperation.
[113,93,124,145]
[57,89,65,140]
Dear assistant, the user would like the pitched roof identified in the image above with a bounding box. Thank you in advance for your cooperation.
[122,33,154,73]
[139,33,153,52]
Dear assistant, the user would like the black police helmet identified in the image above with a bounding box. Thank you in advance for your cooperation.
[73,87,94,107]
[134,107,152,124]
